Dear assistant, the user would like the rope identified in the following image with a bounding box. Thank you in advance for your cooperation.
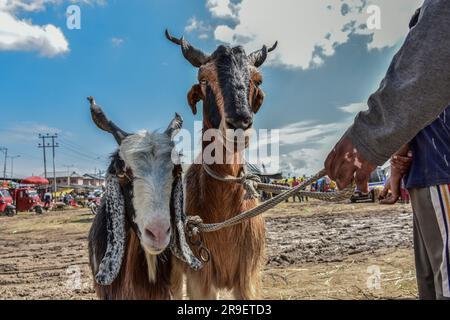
[202,164,352,202]
[187,168,355,235]
[202,164,261,199]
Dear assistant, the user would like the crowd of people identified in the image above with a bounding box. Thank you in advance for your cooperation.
[262,175,338,203]
[40,189,103,210]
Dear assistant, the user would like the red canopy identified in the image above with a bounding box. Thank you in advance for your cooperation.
[21,176,49,185]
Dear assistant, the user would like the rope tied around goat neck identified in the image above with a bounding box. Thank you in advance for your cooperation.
[186,167,355,236]
[202,163,262,200]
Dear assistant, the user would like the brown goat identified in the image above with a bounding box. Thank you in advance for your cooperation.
[166,30,277,299]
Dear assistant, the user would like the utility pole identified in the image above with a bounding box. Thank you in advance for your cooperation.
[38,134,59,192]
[0,147,7,180]
[51,134,59,193]
[63,164,74,186]
[38,134,48,179]
[9,155,20,179]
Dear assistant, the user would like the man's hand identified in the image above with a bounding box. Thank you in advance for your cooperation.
[325,136,377,193]
[379,177,392,202]
[391,151,413,175]
[379,177,400,205]
[379,149,412,205]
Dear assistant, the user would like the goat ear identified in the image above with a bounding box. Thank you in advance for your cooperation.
[187,84,203,115]
[252,88,265,114]
[94,175,127,286]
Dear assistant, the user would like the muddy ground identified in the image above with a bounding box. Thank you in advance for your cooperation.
[0,200,416,300]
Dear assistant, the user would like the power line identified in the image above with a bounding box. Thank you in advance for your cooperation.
[8,155,20,179]
[61,143,107,161]
[59,145,106,163]
[59,135,107,159]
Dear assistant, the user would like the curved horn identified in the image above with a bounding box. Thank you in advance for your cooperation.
[248,41,278,68]
[165,29,210,67]
[165,112,184,139]
[94,174,127,286]
[87,96,130,145]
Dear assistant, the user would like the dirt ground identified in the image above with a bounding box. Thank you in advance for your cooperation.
[0,200,417,300]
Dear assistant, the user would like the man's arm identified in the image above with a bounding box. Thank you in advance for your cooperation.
[348,0,450,165]
[325,0,450,190]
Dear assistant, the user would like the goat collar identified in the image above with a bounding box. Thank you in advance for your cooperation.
[202,163,246,183]
[202,163,261,200]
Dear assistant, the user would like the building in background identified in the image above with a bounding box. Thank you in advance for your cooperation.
[40,171,105,191]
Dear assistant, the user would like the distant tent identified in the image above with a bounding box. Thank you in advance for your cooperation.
[21,176,49,185]
[246,162,283,180]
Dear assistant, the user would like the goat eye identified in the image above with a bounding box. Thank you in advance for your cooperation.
[200,79,208,86]
[254,80,262,87]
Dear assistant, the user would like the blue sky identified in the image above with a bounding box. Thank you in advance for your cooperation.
[0,0,422,177]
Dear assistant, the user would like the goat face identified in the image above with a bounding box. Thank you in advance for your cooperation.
[119,131,176,254]
[166,30,277,133]
[88,96,182,257]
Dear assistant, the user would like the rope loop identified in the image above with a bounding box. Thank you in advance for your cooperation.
[241,172,262,199]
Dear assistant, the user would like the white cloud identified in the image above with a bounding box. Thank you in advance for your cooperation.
[206,0,236,19]
[0,0,69,56]
[0,0,56,12]
[0,11,69,56]
[0,0,106,56]
[204,0,423,69]
[339,102,368,113]
[275,118,353,176]
[111,37,124,47]
[185,16,212,40]
[185,16,200,33]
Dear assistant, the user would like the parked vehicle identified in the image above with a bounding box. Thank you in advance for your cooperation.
[10,187,44,214]
[0,188,16,217]
[350,167,386,203]
[87,196,101,215]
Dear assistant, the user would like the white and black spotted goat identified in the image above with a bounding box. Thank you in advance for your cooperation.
[87,97,201,299]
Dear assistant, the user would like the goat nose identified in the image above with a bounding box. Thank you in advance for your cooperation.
[144,222,171,248]
[226,116,253,130]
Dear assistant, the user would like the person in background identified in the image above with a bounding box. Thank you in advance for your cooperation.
[43,189,52,210]
[283,179,290,203]
[301,176,309,202]
[329,180,337,192]
[291,177,302,202]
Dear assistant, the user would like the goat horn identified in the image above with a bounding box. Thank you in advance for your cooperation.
[248,41,278,68]
[165,112,184,138]
[165,29,210,68]
[87,96,130,145]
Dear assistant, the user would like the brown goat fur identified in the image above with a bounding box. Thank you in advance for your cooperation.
[171,161,265,300]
